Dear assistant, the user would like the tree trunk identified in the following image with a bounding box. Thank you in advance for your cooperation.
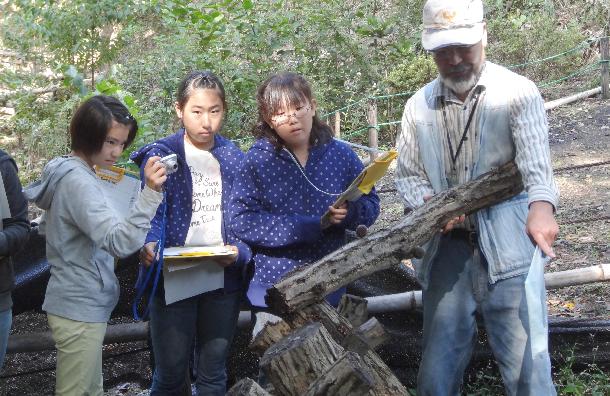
[267,161,523,314]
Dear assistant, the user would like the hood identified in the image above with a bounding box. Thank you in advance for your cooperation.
[23,156,87,210]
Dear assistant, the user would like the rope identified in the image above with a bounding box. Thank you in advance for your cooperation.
[538,62,600,88]
[507,38,598,69]
[132,191,167,321]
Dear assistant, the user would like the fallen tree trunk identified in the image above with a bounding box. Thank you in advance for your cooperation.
[267,161,524,314]
[6,321,149,353]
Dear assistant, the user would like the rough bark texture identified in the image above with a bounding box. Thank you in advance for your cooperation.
[226,378,270,396]
[303,352,376,396]
[284,302,411,396]
[249,319,292,356]
[267,162,523,314]
[259,322,343,396]
[341,317,389,356]
[337,294,368,327]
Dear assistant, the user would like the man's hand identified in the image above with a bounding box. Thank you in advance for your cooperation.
[424,194,465,234]
[215,245,239,268]
[526,201,559,258]
[327,202,348,225]
[139,241,158,267]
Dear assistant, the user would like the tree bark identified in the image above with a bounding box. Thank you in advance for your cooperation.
[284,302,411,396]
[337,294,368,327]
[303,351,376,396]
[226,378,270,396]
[267,161,523,314]
[249,319,293,356]
[259,322,343,396]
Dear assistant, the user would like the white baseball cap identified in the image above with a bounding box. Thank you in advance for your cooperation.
[422,0,485,51]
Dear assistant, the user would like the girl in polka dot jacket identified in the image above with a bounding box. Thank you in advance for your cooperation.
[229,72,380,312]
[130,71,251,395]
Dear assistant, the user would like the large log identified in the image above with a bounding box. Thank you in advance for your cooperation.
[250,319,293,356]
[259,322,343,396]
[303,351,376,396]
[6,321,149,353]
[267,161,524,314]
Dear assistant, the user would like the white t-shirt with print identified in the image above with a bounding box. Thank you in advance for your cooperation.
[184,141,223,247]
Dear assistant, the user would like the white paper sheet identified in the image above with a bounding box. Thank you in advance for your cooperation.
[163,258,224,304]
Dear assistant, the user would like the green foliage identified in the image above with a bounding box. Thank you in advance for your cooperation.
[486,11,587,84]
[1,0,148,84]
[385,54,437,93]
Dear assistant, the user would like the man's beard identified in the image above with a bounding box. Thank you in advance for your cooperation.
[440,64,482,97]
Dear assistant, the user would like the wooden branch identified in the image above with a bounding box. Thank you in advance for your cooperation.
[226,378,270,396]
[303,352,375,396]
[267,161,523,314]
[259,322,343,396]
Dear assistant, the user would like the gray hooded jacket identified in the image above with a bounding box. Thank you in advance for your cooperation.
[24,156,162,322]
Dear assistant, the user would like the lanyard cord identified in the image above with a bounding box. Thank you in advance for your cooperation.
[132,191,167,321]
[440,87,482,171]
[282,148,342,197]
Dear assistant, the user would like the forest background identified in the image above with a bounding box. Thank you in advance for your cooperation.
[1,0,608,181]
[0,1,609,394]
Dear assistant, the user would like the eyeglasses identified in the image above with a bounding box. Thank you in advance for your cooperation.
[431,44,477,60]
[270,105,312,126]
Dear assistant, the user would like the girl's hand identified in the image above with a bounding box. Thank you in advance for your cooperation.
[215,245,238,268]
[327,202,348,225]
[139,241,158,267]
[143,156,167,192]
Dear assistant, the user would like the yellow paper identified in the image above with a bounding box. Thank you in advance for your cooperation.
[356,150,398,194]
[163,246,235,260]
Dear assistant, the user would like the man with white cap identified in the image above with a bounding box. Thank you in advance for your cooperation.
[395,0,558,394]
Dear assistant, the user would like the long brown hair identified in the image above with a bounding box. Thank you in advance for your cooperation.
[252,72,332,150]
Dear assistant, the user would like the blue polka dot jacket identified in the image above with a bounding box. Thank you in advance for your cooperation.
[130,130,252,296]
[229,137,380,308]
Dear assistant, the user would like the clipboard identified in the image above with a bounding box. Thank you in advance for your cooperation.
[95,165,141,218]
[163,246,236,260]
[321,149,398,228]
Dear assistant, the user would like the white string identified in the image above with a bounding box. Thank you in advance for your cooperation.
[283,148,342,197]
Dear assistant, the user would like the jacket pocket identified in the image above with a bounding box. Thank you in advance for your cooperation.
[479,193,535,278]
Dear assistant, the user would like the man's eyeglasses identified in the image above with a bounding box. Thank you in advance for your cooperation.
[270,105,312,126]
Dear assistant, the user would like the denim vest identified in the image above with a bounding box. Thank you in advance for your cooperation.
[412,62,536,289]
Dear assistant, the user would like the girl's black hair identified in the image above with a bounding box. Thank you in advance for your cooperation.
[252,72,333,150]
[70,95,137,156]
[176,70,227,111]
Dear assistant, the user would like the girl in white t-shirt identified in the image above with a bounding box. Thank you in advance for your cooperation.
[130,71,250,395]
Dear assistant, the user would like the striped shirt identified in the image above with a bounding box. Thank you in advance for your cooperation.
[395,61,558,216]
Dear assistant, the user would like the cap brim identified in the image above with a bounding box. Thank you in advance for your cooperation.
[422,24,484,51]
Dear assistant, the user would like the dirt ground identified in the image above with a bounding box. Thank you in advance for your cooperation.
[0,96,608,395]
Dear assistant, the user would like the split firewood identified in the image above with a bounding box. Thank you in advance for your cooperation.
[226,378,270,396]
[337,294,368,327]
[259,322,343,396]
[303,351,376,396]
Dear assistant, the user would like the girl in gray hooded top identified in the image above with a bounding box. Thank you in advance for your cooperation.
[24,95,167,396]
